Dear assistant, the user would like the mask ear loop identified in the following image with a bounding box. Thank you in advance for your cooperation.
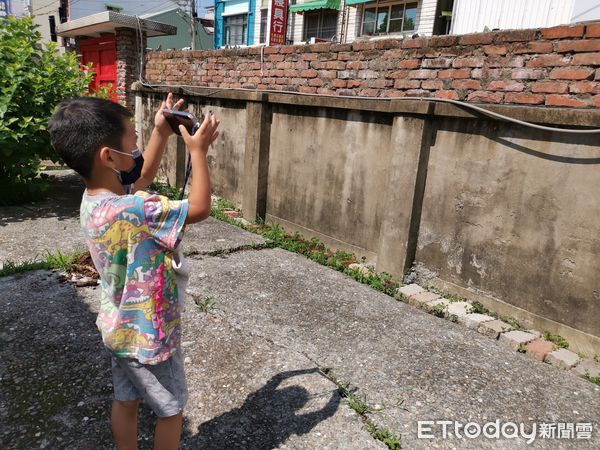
[179,122,200,201]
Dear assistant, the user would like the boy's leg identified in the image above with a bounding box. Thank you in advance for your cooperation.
[111,398,141,450]
[154,412,183,450]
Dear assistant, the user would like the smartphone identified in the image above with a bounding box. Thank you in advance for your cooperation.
[162,109,202,136]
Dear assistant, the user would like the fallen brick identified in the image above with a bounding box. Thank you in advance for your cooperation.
[458,313,495,330]
[397,283,425,298]
[446,301,471,317]
[408,291,440,308]
[500,330,538,350]
[478,320,514,339]
[524,339,556,361]
[546,348,580,370]
[572,360,600,379]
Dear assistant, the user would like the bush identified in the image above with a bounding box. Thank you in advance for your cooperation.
[0,16,92,205]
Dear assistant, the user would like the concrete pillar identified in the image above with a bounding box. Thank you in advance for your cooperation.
[376,110,434,279]
[242,100,272,221]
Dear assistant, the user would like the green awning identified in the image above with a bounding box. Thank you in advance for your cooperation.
[289,0,341,13]
[345,0,370,5]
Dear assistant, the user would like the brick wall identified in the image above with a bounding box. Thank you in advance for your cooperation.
[145,23,600,108]
[116,28,146,110]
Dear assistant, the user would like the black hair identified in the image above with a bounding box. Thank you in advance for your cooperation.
[48,97,133,179]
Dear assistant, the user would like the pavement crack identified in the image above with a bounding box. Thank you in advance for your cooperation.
[185,242,273,258]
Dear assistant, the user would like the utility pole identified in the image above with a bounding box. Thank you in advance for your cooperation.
[174,0,196,50]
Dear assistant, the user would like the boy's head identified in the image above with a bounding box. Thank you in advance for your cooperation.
[48,97,136,180]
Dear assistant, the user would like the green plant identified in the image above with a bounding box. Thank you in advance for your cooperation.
[500,315,523,330]
[0,16,92,205]
[149,182,181,199]
[0,259,48,277]
[0,250,84,277]
[467,300,490,315]
[543,331,569,349]
[588,375,600,387]
[517,344,527,354]
[194,297,216,312]
[366,422,402,450]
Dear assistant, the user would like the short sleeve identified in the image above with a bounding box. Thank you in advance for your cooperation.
[137,192,189,250]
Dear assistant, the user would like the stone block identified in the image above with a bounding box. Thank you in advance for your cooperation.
[546,348,580,370]
[499,330,538,350]
[572,360,600,379]
[407,291,440,308]
[524,339,556,361]
[397,283,425,298]
[477,320,514,339]
[458,313,495,330]
[446,301,471,317]
[423,297,451,314]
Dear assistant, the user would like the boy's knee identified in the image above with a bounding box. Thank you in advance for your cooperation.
[114,398,141,410]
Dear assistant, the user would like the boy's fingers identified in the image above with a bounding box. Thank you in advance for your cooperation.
[178,124,190,139]
[173,99,185,111]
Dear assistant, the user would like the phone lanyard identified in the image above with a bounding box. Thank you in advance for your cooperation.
[179,122,200,201]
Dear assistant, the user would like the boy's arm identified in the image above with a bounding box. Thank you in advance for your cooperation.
[134,93,184,191]
[178,113,220,224]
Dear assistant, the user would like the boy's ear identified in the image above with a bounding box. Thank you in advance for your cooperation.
[97,146,114,168]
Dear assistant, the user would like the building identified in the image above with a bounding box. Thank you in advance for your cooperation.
[213,0,600,47]
[142,7,214,50]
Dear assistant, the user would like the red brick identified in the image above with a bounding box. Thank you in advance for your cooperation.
[531,81,569,93]
[408,69,438,79]
[587,24,600,38]
[573,52,600,65]
[373,39,402,50]
[389,70,409,79]
[352,41,375,51]
[338,52,361,61]
[421,58,453,68]
[557,40,600,53]
[308,43,332,53]
[511,69,545,80]
[504,92,545,105]
[541,25,585,39]
[471,68,504,79]
[438,68,471,79]
[358,88,380,97]
[458,33,494,45]
[300,69,318,78]
[484,45,508,56]
[569,81,600,94]
[398,59,421,69]
[487,80,525,91]
[549,68,595,80]
[308,78,325,87]
[435,90,460,100]
[451,79,482,90]
[524,339,556,361]
[280,45,296,54]
[467,91,503,103]
[421,79,444,90]
[346,61,367,70]
[317,70,337,79]
[358,69,379,79]
[267,54,285,62]
[332,79,347,88]
[263,46,280,54]
[298,86,317,94]
[453,57,484,68]
[366,79,393,89]
[394,79,421,89]
[337,89,357,96]
[488,56,525,68]
[545,94,588,108]
[526,54,571,68]
[402,38,428,49]
[496,29,537,42]
[316,88,335,95]
[429,35,460,47]
[594,95,600,107]
[347,80,362,88]
[405,89,431,97]
[382,90,407,98]
[512,41,553,55]
[301,53,318,61]
[368,59,396,70]
[330,43,352,52]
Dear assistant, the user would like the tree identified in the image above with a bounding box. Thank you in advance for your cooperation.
[0,16,92,205]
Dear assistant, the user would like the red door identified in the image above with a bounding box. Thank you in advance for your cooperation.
[80,35,117,101]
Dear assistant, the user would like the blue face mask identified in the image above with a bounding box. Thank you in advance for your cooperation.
[110,148,144,185]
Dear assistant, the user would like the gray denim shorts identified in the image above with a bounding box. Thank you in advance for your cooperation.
[110,349,188,417]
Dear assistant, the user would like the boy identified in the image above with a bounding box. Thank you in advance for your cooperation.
[48,93,219,449]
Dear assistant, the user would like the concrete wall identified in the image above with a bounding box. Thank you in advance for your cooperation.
[132,84,600,355]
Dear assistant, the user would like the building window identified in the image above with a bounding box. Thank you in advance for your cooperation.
[361,2,417,36]
[224,14,248,46]
[260,8,268,43]
[303,9,338,41]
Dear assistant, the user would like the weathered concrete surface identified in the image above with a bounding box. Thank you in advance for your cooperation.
[0,171,86,267]
[182,217,269,256]
[186,248,600,449]
[0,271,383,449]
[416,118,600,354]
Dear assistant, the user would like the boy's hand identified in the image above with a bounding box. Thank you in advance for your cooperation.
[179,112,220,155]
[154,92,185,138]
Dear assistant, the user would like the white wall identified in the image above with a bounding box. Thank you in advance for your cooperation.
[450,0,575,35]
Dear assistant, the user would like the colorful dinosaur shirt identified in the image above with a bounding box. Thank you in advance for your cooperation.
[80,190,189,364]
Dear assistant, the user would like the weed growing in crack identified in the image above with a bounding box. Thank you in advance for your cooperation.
[543,331,569,349]
[195,297,216,312]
